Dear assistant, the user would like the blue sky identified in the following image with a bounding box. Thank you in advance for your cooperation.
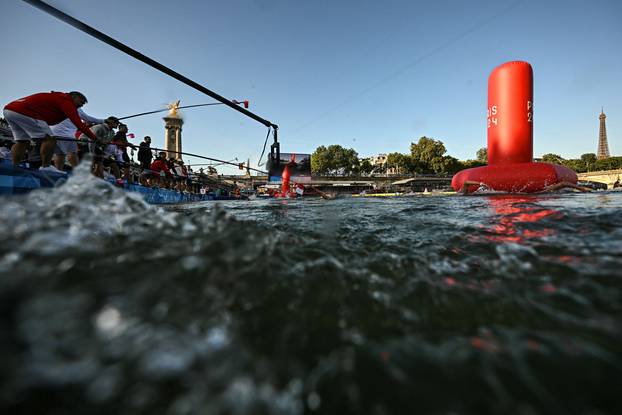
[2,0,621,173]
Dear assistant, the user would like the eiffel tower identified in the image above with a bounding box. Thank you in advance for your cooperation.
[597,108,610,159]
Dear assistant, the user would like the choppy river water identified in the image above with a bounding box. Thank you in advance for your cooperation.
[1,170,621,414]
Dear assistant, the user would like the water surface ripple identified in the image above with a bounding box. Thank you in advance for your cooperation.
[1,172,621,414]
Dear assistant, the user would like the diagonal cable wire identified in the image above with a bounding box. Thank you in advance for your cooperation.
[289,0,525,139]
[257,126,272,167]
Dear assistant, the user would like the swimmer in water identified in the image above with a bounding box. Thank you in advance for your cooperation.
[306,186,336,200]
[539,182,591,193]
[461,180,590,194]
[460,181,487,194]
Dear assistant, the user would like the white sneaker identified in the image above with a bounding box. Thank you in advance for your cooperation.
[39,165,66,174]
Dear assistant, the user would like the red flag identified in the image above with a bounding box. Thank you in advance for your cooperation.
[233,99,249,109]
[127,133,135,139]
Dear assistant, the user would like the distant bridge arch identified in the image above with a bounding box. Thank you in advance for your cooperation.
[577,169,622,189]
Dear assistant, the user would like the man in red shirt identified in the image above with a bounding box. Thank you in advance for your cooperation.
[149,151,173,188]
[3,91,99,172]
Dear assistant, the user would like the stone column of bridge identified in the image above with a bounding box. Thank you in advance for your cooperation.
[163,116,183,161]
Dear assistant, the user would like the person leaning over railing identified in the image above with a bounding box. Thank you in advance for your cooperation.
[50,108,106,171]
[76,121,94,161]
[102,123,130,181]
[78,116,119,178]
[3,91,98,173]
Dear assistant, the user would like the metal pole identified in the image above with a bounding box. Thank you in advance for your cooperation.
[22,0,278,130]
[274,127,280,164]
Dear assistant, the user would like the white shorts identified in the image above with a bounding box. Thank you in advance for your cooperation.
[54,137,78,155]
[2,109,53,142]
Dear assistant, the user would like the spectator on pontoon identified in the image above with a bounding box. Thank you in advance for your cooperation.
[149,152,172,188]
[0,140,12,160]
[167,157,175,172]
[3,91,98,172]
[137,136,152,185]
[111,123,134,183]
[172,159,188,191]
[171,159,181,190]
[79,116,119,178]
[180,160,191,191]
[137,136,152,170]
[51,108,105,171]
[76,121,95,161]
[103,143,122,180]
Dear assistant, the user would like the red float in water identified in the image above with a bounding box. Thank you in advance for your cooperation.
[452,61,577,193]
[281,160,291,195]
[274,154,299,198]
[488,61,533,165]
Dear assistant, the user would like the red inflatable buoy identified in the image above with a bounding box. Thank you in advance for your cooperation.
[488,61,533,165]
[452,162,577,193]
[452,61,577,193]
[281,162,291,195]
[274,154,298,198]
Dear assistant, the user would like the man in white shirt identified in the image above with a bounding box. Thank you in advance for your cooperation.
[78,117,119,178]
[50,108,105,170]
